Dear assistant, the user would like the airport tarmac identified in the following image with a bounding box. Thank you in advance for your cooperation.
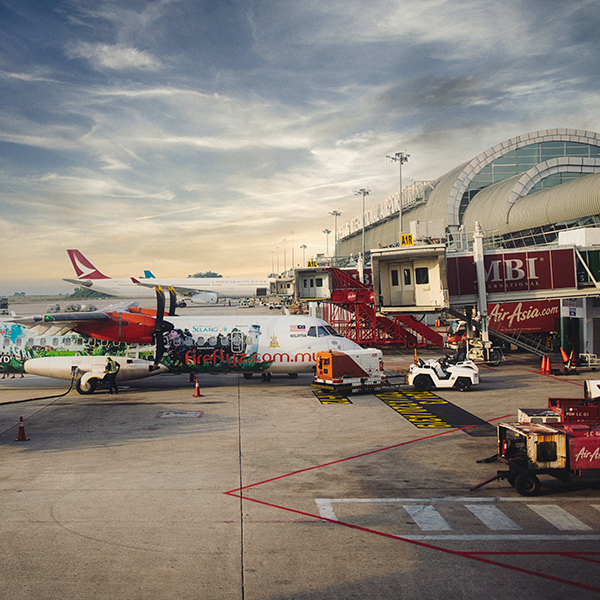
[1,306,600,598]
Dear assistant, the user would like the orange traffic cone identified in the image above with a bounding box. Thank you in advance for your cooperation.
[560,347,569,363]
[193,379,203,397]
[539,355,546,374]
[545,356,552,375]
[414,348,418,364]
[14,416,29,441]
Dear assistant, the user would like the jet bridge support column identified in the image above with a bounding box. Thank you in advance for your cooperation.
[473,221,491,358]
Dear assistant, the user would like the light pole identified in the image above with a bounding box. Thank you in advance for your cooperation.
[322,229,331,258]
[276,246,279,275]
[354,188,370,283]
[300,244,307,267]
[329,210,342,266]
[386,150,409,242]
[354,188,370,260]
[290,231,294,268]
[282,238,287,275]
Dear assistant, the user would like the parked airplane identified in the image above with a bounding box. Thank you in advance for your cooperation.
[64,249,272,303]
[2,289,362,393]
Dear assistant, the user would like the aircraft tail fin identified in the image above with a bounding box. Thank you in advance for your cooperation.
[67,249,110,280]
[143,270,156,279]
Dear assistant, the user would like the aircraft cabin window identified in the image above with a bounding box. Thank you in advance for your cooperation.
[65,338,71,347]
[15,338,22,346]
[403,269,411,286]
[415,268,429,285]
[3,338,9,347]
[52,338,59,347]
[40,338,46,346]
[307,326,317,337]
[28,338,34,346]
[76,338,84,346]
[391,270,399,286]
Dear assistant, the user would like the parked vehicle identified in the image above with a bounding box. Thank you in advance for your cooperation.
[406,355,479,392]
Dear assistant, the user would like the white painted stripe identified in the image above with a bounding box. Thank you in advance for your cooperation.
[314,499,338,521]
[399,534,600,541]
[403,505,452,531]
[464,504,522,531]
[593,505,600,512]
[318,497,600,504]
[527,504,592,530]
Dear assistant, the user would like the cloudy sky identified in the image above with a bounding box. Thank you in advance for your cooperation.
[1,0,600,294]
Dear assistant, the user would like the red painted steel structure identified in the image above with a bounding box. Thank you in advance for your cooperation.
[321,268,443,348]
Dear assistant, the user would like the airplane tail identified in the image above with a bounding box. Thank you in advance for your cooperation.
[67,249,110,280]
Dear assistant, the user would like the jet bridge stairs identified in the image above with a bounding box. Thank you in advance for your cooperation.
[317,268,444,348]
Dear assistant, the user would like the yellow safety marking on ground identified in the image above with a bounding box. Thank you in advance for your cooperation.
[374,390,452,428]
[313,390,352,404]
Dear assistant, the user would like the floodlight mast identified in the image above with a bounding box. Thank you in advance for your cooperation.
[387,150,409,244]
[329,210,342,266]
[354,188,370,282]
[322,229,331,258]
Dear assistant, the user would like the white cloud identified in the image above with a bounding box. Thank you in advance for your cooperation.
[66,42,161,71]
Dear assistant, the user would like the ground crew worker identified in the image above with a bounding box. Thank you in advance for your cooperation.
[104,357,120,395]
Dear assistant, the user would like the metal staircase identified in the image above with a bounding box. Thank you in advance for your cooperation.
[322,268,443,348]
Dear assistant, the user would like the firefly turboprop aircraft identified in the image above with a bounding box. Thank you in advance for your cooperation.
[64,249,273,304]
[4,288,362,393]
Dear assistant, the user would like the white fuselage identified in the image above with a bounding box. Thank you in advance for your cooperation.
[64,277,273,300]
[158,314,362,373]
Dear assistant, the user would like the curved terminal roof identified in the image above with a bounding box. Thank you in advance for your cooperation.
[404,128,600,236]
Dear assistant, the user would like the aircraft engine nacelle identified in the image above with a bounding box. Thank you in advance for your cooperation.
[74,311,160,343]
[25,356,168,382]
[190,292,219,304]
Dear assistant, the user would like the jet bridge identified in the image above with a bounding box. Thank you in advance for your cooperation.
[294,267,443,348]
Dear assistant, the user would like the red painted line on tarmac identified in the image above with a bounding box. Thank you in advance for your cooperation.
[224,415,598,593]
[524,369,584,386]
[225,426,472,494]
[223,494,600,594]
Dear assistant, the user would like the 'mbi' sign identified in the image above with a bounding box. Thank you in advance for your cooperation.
[401,234,413,246]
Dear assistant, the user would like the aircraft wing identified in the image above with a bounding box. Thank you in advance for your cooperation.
[10,311,112,336]
[131,278,202,296]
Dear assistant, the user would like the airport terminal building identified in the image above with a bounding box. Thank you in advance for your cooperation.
[335,128,600,355]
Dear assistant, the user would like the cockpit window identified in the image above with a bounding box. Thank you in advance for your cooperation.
[317,326,329,337]
[324,325,342,337]
[307,326,317,337]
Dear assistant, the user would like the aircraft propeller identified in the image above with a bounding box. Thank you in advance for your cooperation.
[153,286,174,369]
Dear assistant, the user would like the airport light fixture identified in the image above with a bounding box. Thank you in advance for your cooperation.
[329,210,342,266]
[386,150,409,242]
[322,229,331,258]
[354,188,370,261]
[282,238,287,275]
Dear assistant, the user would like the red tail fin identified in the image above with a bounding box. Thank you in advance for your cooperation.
[67,249,110,280]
